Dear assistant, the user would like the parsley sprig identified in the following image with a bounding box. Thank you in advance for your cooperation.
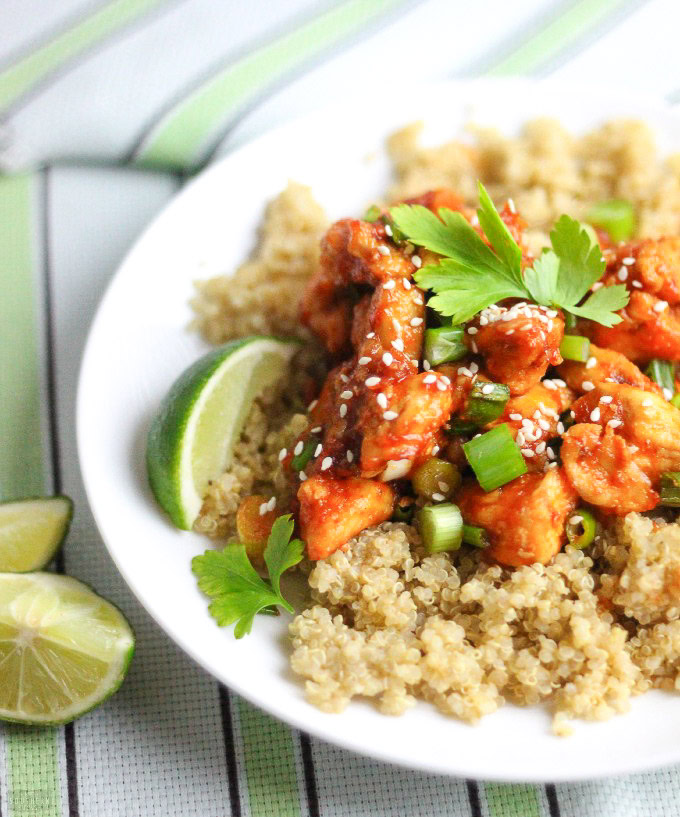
[390,182,629,327]
[192,514,303,638]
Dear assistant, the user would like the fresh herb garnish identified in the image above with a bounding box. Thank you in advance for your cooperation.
[192,514,303,638]
[390,181,629,328]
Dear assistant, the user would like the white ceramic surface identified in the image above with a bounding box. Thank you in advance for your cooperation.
[78,79,680,781]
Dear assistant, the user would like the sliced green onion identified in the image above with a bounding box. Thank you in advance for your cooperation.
[563,312,578,333]
[463,424,528,492]
[364,204,382,222]
[448,419,479,436]
[392,502,415,524]
[661,472,680,507]
[559,335,590,363]
[671,394,680,410]
[645,359,675,397]
[424,326,466,366]
[411,458,461,500]
[566,510,597,549]
[586,199,636,242]
[462,524,490,549]
[418,503,463,553]
[464,381,510,425]
[291,437,320,472]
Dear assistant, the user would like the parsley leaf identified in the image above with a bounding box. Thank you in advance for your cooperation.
[390,181,630,328]
[192,513,303,638]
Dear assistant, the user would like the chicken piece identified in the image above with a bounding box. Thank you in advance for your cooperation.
[489,381,573,470]
[298,476,395,560]
[467,303,564,395]
[561,424,658,514]
[557,343,661,395]
[457,470,578,567]
[561,383,680,513]
[588,238,680,362]
[589,289,680,363]
[300,218,420,357]
[359,372,454,478]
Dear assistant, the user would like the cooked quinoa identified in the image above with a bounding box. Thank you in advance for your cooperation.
[193,118,680,734]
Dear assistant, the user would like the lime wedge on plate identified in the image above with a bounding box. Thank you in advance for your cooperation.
[0,496,73,572]
[146,336,301,529]
[0,573,135,724]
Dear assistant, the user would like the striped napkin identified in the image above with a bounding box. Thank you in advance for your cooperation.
[1,1,679,815]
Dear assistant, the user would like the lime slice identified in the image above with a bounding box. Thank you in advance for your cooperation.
[0,496,73,572]
[0,573,135,724]
[147,336,301,529]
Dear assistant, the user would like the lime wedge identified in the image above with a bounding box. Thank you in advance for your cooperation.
[147,336,301,529]
[0,573,135,724]
[0,496,73,572]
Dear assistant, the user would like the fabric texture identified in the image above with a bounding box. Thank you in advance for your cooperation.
[1,1,679,815]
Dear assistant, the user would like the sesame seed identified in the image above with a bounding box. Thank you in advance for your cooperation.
[377,244,390,256]
[479,315,488,326]
[267,497,276,512]
[366,332,375,338]
[538,419,551,431]
[622,256,635,265]
[438,481,449,492]
[391,338,404,352]
[608,419,622,428]
[314,444,323,456]
[617,268,628,281]
[440,375,451,385]
[459,367,473,377]
[358,356,371,365]
[383,279,396,290]
[590,407,601,422]
[383,410,398,420]
[508,198,516,213]
[481,383,494,394]
[632,280,643,288]
[516,431,526,446]
[557,422,565,434]
[340,390,353,399]
[546,447,555,460]
[412,255,422,268]
[311,426,322,433]
[509,413,523,421]
[543,379,557,390]
[467,326,478,335]
[431,492,445,502]
[536,441,546,454]
[505,329,515,335]
[522,418,534,429]
[437,381,447,391]
[321,457,332,471]
[570,410,576,418]
[307,399,318,411]
[469,362,479,374]
[365,376,380,387]
[423,360,431,371]
[403,278,412,290]
[339,404,347,418]
[414,296,424,305]
[299,471,307,481]
[432,445,440,455]
[586,356,597,369]
[600,395,613,404]
[655,300,669,313]
[642,398,653,407]
[569,515,583,525]
[294,441,304,456]
[533,410,541,420]
[664,387,673,400]
[546,309,558,318]
[259,502,268,516]
[521,448,535,457]
[471,341,478,353]
[592,281,604,291]
[553,379,566,388]
[582,381,595,391]
[346,450,354,462]
[278,448,287,461]
[340,374,349,383]
[410,317,423,326]
[382,352,393,365]
[548,461,558,469]
[384,223,393,236]
[377,393,388,408]
[423,374,437,384]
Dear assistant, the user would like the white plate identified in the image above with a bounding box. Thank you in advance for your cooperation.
[78,79,680,782]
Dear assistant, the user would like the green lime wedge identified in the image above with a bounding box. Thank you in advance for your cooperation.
[147,336,301,530]
[0,496,73,572]
[0,573,135,724]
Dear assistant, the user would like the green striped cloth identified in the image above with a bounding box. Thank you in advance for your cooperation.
[1,1,678,815]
